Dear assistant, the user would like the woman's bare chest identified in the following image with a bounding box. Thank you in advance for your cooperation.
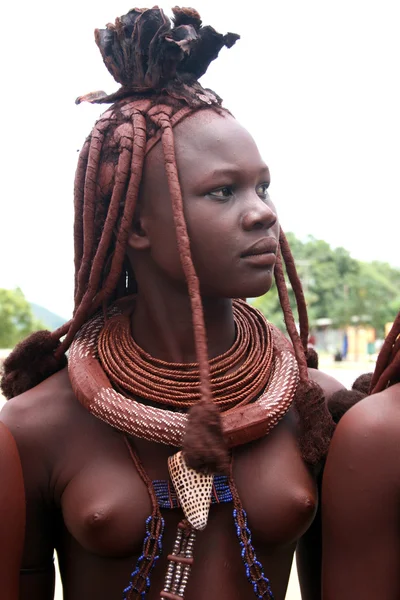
[58,411,317,558]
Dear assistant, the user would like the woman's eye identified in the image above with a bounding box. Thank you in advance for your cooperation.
[256,183,270,199]
[208,186,233,200]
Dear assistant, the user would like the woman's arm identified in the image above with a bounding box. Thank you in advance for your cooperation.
[0,422,25,599]
[1,397,57,600]
[322,393,400,599]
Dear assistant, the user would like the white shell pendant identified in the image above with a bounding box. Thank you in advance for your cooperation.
[168,451,214,531]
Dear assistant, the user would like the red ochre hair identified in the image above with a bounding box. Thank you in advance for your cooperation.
[370,313,400,393]
[1,6,334,472]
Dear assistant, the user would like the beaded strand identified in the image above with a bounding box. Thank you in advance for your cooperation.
[123,514,165,600]
[232,507,274,600]
[122,432,275,599]
[123,438,166,599]
[160,520,196,599]
[229,476,274,600]
[122,438,275,600]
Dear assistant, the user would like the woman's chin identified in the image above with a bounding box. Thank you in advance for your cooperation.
[232,276,274,300]
[201,271,274,300]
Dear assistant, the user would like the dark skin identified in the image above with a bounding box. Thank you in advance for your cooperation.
[0,422,25,600]
[1,110,343,599]
[322,381,400,599]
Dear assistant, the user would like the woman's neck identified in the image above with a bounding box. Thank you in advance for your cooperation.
[130,285,235,363]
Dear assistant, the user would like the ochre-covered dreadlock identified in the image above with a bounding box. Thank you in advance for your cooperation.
[1,6,333,473]
[370,312,400,393]
[274,239,334,464]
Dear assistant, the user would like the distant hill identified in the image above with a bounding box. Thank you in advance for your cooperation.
[30,303,67,331]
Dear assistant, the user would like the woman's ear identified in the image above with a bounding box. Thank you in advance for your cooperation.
[127,215,151,250]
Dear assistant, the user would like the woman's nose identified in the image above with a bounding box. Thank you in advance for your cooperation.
[241,195,278,231]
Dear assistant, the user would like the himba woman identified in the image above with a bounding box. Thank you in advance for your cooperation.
[0,7,343,600]
[322,313,400,599]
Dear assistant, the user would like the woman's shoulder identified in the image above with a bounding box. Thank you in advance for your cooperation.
[1,367,102,503]
[335,381,400,435]
[325,382,400,481]
[0,367,83,449]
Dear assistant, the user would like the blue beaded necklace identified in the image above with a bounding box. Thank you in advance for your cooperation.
[122,466,275,599]
[152,475,233,509]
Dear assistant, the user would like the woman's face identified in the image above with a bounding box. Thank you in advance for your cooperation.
[131,109,279,299]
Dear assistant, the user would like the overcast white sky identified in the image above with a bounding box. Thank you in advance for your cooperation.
[1,0,399,319]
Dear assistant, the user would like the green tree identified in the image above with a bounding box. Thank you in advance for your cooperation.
[332,261,400,336]
[0,288,44,348]
[252,233,400,336]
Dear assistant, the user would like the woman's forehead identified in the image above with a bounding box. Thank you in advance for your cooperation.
[175,110,244,150]
[143,109,264,186]
[174,111,263,169]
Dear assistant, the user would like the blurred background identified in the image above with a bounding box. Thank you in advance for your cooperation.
[1,0,399,597]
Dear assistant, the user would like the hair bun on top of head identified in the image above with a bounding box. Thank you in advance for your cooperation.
[75,6,240,107]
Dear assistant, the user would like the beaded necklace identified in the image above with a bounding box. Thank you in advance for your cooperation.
[97,300,273,410]
[68,300,299,449]
[68,299,299,599]
[123,439,275,600]
[152,474,232,509]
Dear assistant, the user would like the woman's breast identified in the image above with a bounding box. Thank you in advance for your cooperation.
[60,412,317,559]
[231,412,318,547]
[60,451,153,557]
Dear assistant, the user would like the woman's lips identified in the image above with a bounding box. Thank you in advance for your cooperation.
[241,253,277,266]
[241,238,278,266]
